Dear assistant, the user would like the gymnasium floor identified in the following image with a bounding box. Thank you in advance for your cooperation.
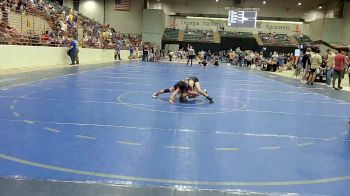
[0,62,350,196]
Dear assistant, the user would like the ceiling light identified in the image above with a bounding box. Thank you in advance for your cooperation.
[318,6,322,9]
[262,1,266,4]
[297,2,301,6]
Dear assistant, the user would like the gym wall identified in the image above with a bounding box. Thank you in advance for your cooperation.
[0,45,130,69]
[79,0,104,23]
[149,0,336,25]
[142,9,165,46]
[64,0,144,34]
[343,2,350,45]
[105,0,144,34]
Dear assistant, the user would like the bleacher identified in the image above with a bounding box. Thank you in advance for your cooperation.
[9,12,52,34]
[163,28,179,41]
[0,0,137,49]
[219,31,254,38]
[258,32,295,47]
[294,34,312,45]
[184,29,214,42]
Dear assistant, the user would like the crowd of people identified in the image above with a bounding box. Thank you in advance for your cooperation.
[167,46,264,67]
[164,43,350,90]
[1,1,349,90]
[0,0,141,50]
[140,43,165,63]
[293,46,349,89]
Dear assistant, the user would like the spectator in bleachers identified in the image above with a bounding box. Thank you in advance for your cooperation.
[1,3,9,24]
[41,30,49,44]
[0,0,140,50]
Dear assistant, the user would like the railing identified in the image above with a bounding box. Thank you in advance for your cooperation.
[2,9,54,36]
[0,33,68,47]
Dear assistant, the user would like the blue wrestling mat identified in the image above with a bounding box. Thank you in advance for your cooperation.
[0,62,350,195]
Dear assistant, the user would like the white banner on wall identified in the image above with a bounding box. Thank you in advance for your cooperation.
[173,18,307,35]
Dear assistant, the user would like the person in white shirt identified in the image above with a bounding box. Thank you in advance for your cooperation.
[245,51,253,68]
[169,51,174,61]
[308,49,322,85]
[186,46,196,66]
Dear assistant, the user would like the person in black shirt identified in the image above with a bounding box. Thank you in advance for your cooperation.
[142,44,149,61]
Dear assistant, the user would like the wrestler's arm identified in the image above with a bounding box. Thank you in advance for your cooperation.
[169,88,180,104]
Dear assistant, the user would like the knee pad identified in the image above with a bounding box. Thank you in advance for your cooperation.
[164,89,171,93]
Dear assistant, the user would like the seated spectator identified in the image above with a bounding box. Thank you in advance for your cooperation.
[41,30,50,43]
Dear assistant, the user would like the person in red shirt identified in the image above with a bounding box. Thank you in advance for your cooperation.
[333,51,348,90]
[41,31,50,44]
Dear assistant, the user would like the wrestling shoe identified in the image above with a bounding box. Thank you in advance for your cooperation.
[207,96,214,103]
[152,93,159,98]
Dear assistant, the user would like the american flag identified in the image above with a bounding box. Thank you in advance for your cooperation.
[115,0,131,11]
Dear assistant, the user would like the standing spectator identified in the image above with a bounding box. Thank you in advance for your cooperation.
[333,50,347,90]
[270,52,278,70]
[74,37,79,64]
[129,45,134,60]
[114,39,122,60]
[68,37,77,65]
[160,49,165,58]
[168,51,174,61]
[277,53,285,70]
[142,44,148,61]
[246,51,253,68]
[326,49,336,85]
[307,49,322,85]
[347,54,350,87]
[186,46,195,66]
[301,48,312,83]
